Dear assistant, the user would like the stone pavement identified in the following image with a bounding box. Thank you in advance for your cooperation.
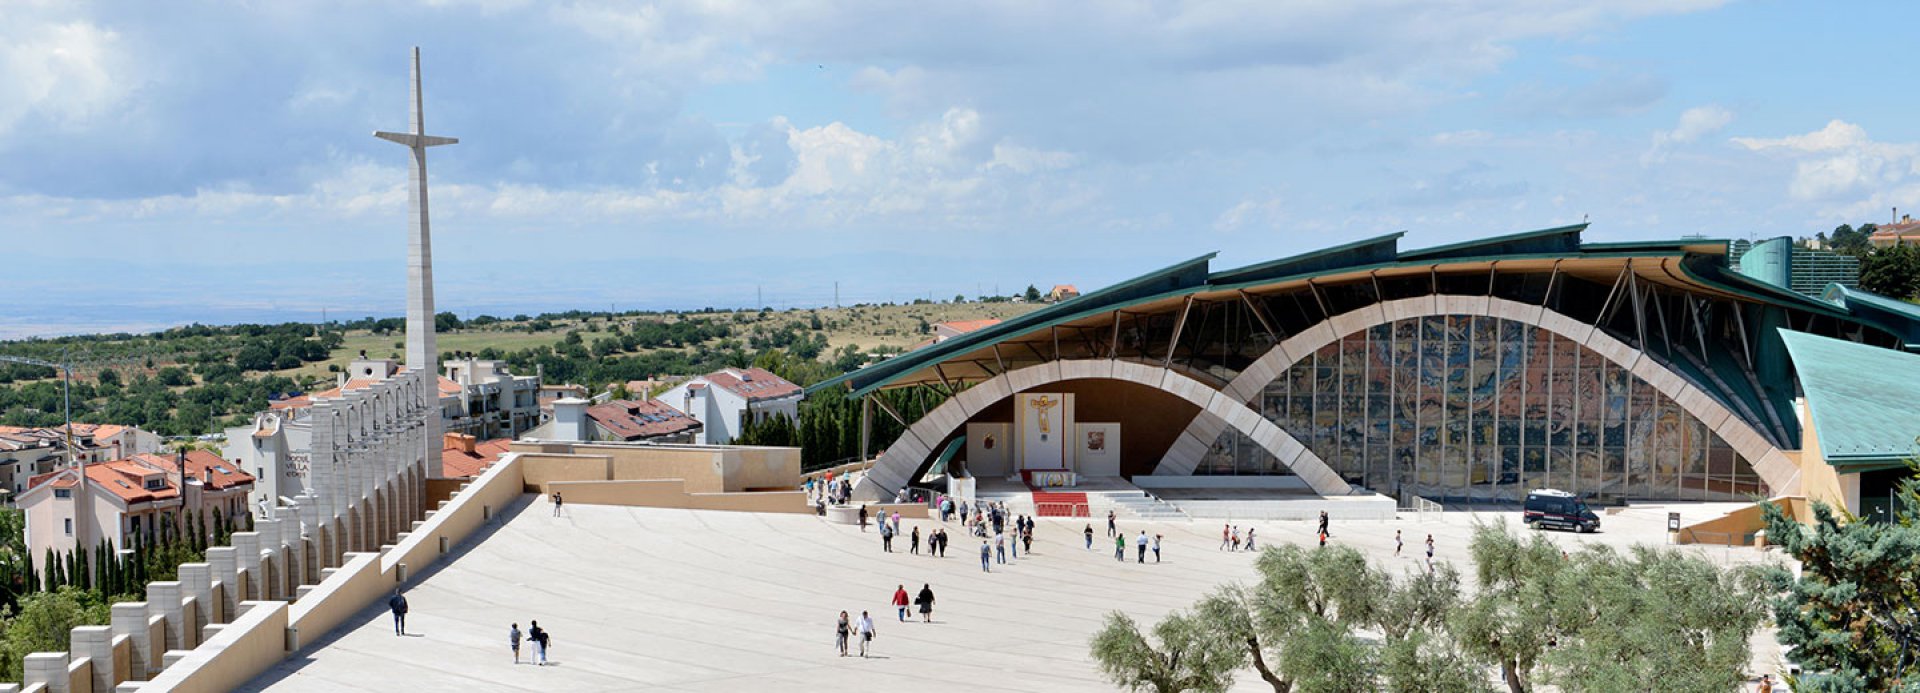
[242,496,1788,691]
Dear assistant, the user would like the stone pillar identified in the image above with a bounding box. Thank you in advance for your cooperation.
[110,603,151,681]
[177,564,212,635]
[22,652,67,692]
[72,625,115,692]
[254,518,282,599]
[205,547,238,622]
[232,532,262,601]
[144,582,183,653]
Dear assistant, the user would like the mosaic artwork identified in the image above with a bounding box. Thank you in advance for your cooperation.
[1199,315,1763,502]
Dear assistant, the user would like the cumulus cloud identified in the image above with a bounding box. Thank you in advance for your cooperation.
[1642,105,1733,164]
[1733,120,1920,203]
[0,6,132,136]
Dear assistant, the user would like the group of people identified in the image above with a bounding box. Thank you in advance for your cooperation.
[810,473,854,513]
[834,583,938,659]
[889,583,937,622]
[1084,515,1165,564]
[1217,524,1258,551]
[508,621,554,665]
[978,511,1037,572]
[1393,529,1438,571]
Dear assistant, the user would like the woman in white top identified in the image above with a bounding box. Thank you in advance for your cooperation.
[856,611,876,657]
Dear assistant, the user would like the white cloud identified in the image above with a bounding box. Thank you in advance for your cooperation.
[1642,105,1733,164]
[1214,197,1285,232]
[1732,120,1920,203]
[0,7,132,136]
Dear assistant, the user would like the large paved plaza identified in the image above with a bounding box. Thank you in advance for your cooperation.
[243,497,1785,692]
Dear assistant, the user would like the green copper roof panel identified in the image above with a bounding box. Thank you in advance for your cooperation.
[1822,284,1920,349]
[1778,329,1920,472]
[1398,223,1586,261]
[1207,232,1404,285]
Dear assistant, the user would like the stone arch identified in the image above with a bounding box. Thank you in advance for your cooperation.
[1160,295,1800,495]
[854,359,1354,501]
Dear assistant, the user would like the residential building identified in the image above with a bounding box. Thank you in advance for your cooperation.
[0,424,164,497]
[443,355,543,439]
[1869,216,1920,248]
[911,319,1002,352]
[524,398,701,443]
[19,450,254,573]
[1047,284,1080,302]
[536,384,590,419]
[441,432,513,478]
[659,368,803,445]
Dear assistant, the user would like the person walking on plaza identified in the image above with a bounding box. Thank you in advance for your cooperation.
[858,504,869,532]
[551,491,563,517]
[1245,527,1257,551]
[857,611,876,657]
[1136,530,1149,563]
[529,620,550,665]
[1107,510,1117,537]
[1010,526,1019,559]
[880,521,893,552]
[1114,533,1126,562]
[1318,510,1331,539]
[1219,523,1230,550]
[1424,534,1435,572]
[910,526,921,555]
[1395,529,1403,556]
[891,510,902,535]
[1084,523,1094,550]
[835,611,851,657]
[994,531,1007,564]
[1152,533,1162,563]
[1022,524,1033,554]
[1231,526,1241,552]
[892,584,910,622]
[915,584,935,623]
[980,540,992,572]
[509,623,522,664]
[388,588,408,635]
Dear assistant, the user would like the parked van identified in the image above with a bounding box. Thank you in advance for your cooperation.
[1523,489,1600,533]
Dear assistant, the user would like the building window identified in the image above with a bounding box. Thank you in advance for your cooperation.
[144,477,165,490]
[54,488,71,499]
[63,518,72,536]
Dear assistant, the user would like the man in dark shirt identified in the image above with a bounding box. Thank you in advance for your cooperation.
[388,589,408,635]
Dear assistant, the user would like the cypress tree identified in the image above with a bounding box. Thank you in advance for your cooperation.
[42,548,57,592]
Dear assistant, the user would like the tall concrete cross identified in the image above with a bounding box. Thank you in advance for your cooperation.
[375,47,455,477]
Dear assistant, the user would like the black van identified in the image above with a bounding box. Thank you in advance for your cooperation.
[1523,489,1600,533]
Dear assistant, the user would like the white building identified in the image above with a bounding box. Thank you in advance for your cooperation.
[658,368,802,445]
[0,424,164,497]
[18,450,255,573]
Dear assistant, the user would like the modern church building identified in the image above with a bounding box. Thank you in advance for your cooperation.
[816,225,1920,517]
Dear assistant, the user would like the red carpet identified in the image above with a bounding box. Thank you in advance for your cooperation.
[1030,490,1089,517]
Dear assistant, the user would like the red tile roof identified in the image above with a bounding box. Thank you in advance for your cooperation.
[1871,220,1920,238]
[586,399,703,441]
[700,368,801,402]
[26,450,256,503]
[441,435,513,478]
[936,319,1001,334]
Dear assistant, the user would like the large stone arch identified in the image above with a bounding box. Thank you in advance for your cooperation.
[854,359,1354,501]
[1159,295,1801,495]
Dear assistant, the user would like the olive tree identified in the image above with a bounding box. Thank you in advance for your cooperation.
[1090,610,1244,693]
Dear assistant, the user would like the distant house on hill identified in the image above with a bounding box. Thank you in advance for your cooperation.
[1870,216,1920,248]
[912,319,1003,352]
[1048,284,1080,302]
[19,450,255,574]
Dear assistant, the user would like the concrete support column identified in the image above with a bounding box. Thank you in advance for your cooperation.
[110,603,150,681]
[144,582,183,653]
[176,564,212,636]
[205,547,238,623]
[232,533,262,602]
[72,625,115,693]
[22,652,67,692]
[254,518,282,599]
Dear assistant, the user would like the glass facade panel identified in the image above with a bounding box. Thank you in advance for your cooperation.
[1209,314,1766,502]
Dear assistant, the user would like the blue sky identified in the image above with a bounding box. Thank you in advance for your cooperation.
[4,0,1919,338]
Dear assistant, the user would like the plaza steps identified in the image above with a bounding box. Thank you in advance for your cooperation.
[1102,491,1190,520]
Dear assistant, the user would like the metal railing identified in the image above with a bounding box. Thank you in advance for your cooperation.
[1035,502,1090,518]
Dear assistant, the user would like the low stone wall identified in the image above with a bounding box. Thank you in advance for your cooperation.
[1677,496,1804,546]
[140,602,288,692]
[546,479,810,514]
